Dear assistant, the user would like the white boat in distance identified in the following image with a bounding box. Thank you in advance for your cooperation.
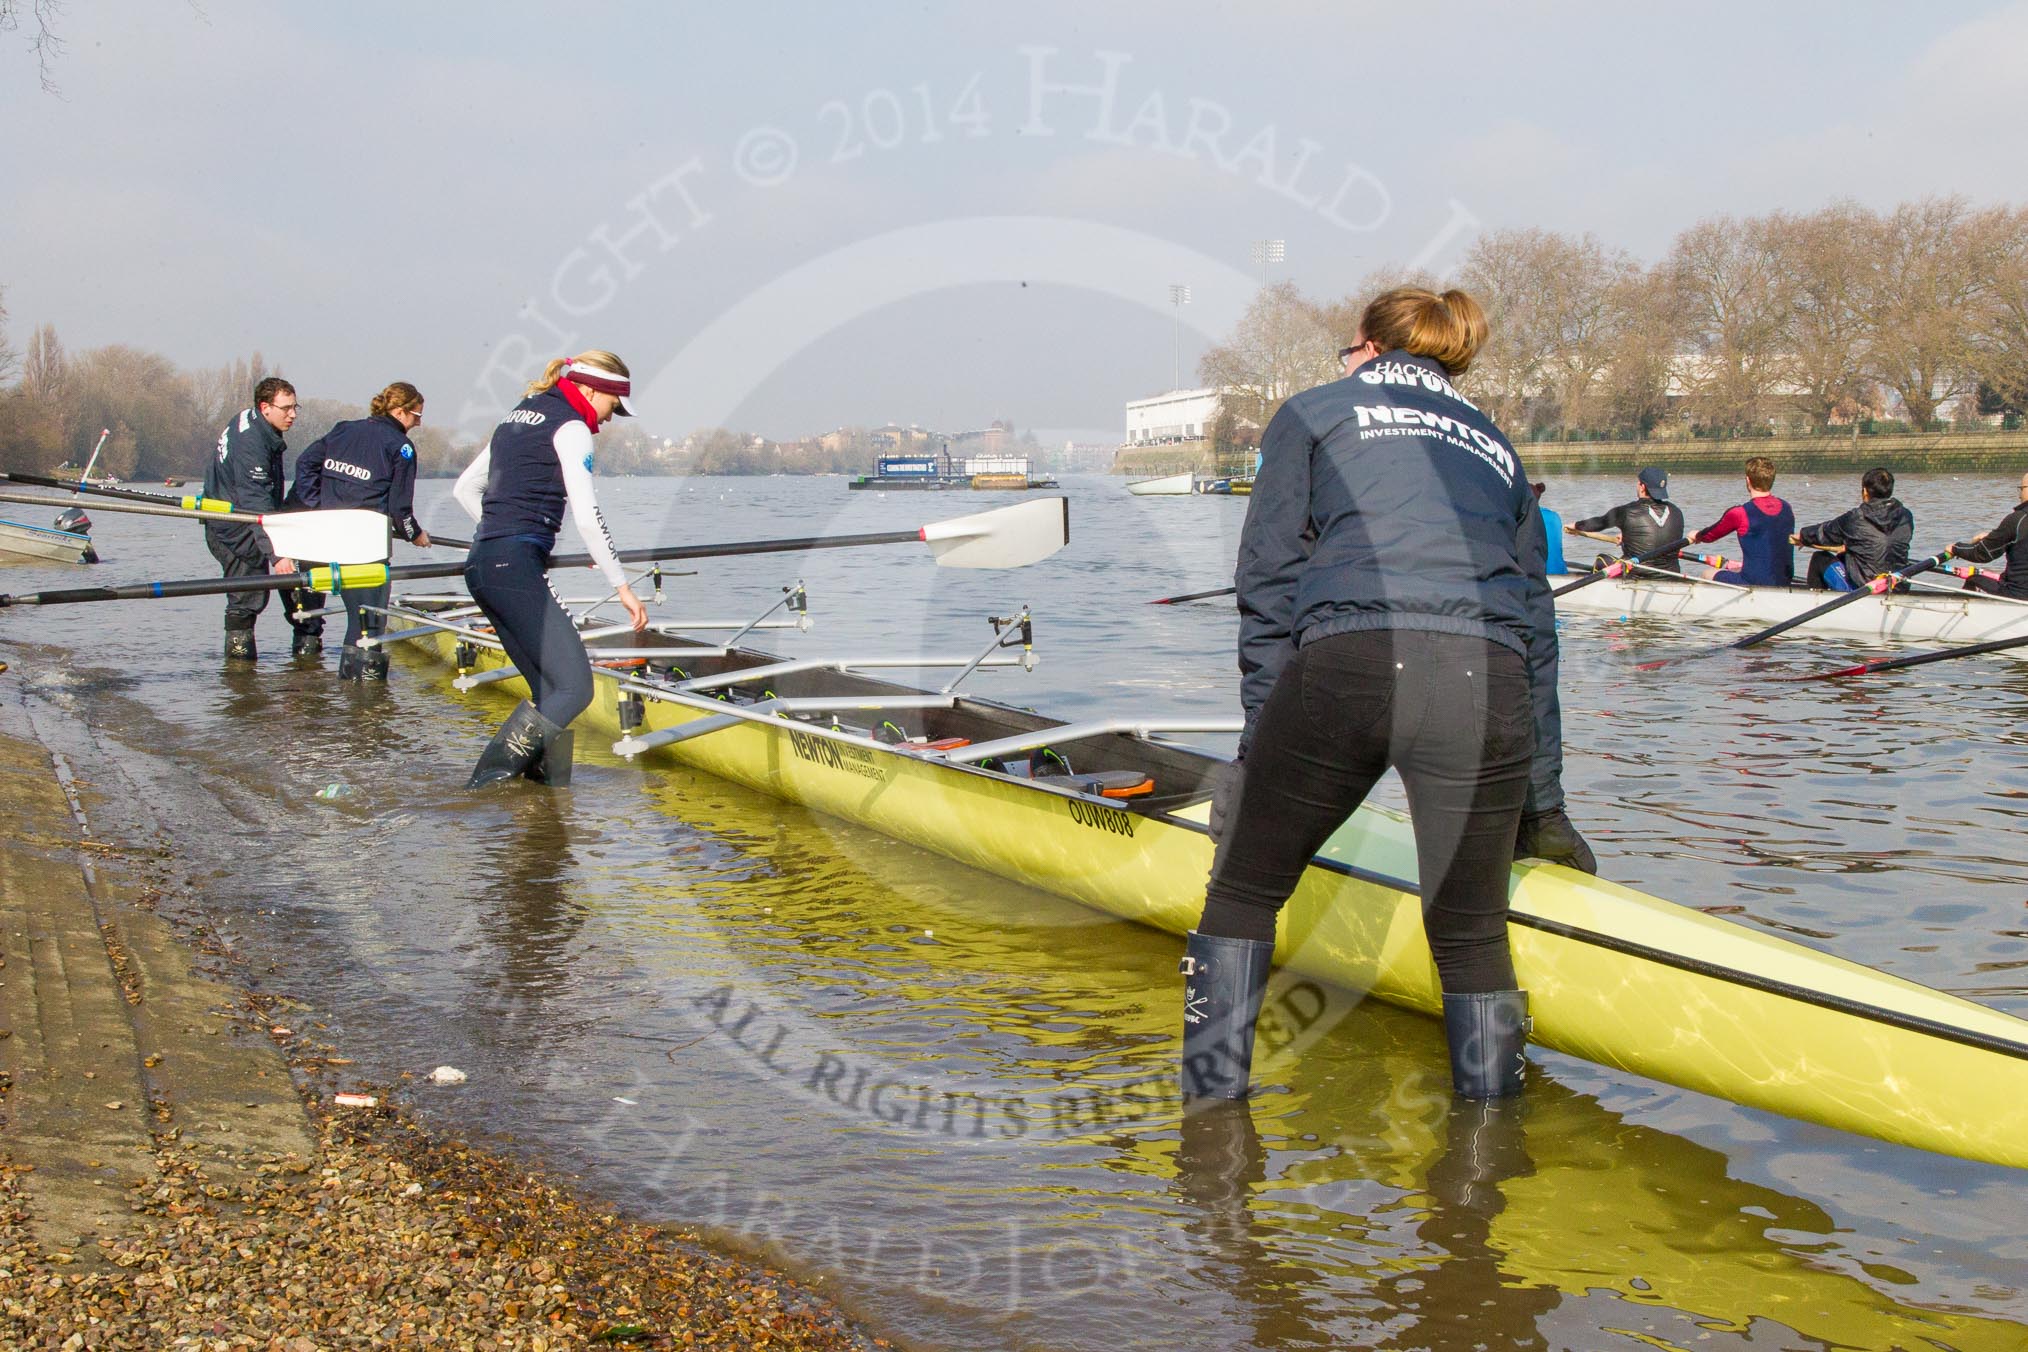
[1125,471,1196,496]
[0,518,97,565]
[1554,570,2028,647]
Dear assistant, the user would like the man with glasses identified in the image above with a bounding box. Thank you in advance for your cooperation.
[1949,471,2028,598]
[204,376,314,660]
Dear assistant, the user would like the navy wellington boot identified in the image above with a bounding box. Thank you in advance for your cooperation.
[1442,989,1532,1099]
[467,701,559,789]
[522,722,575,786]
[1179,930,1275,1102]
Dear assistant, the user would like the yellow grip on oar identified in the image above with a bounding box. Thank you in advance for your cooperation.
[183,495,235,513]
[306,563,390,591]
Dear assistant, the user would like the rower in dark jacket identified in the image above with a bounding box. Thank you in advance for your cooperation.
[1571,467,1686,574]
[452,350,648,789]
[289,381,434,679]
[203,376,319,660]
[1686,455,1794,587]
[1184,287,1594,1110]
[1795,467,1913,590]
[1949,470,2028,599]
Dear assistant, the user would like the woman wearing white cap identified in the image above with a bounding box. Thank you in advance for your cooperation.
[453,349,649,788]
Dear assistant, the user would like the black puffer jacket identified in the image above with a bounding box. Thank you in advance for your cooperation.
[1797,498,1913,583]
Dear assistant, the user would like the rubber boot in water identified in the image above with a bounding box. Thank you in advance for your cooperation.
[467,701,560,789]
[1179,930,1274,1102]
[1442,989,1532,1099]
[224,629,257,662]
[336,646,365,680]
[362,648,390,682]
[291,632,322,657]
[522,722,575,787]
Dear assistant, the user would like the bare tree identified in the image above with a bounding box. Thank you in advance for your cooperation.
[189,351,271,432]
[1861,196,2004,428]
[1771,203,1881,431]
[67,345,210,478]
[1453,234,1551,434]
[1528,232,1642,438]
[20,321,65,399]
[1971,204,2028,417]
[1596,265,1684,439]
[1666,215,1795,436]
[0,285,17,385]
[0,0,64,93]
[1196,281,1338,430]
[6,321,73,468]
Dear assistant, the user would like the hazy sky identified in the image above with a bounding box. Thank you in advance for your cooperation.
[4,1,2024,444]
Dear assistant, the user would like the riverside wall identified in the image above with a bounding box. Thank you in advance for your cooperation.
[1519,429,2028,475]
[1112,430,2028,477]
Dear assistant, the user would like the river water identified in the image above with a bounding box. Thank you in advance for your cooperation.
[4,469,2027,1351]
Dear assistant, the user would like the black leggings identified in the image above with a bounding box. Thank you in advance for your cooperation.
[340,581,390,647]
[1199,628,1533,995]
[464,536,593,726]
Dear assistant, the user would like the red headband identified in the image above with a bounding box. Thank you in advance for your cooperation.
[562,360,630,397]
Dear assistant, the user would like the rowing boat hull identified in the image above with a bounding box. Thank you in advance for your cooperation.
[1125,472,1195,496]
[1554,571,2028,645]
[391,612,2028,1168]
[0,520,96,565]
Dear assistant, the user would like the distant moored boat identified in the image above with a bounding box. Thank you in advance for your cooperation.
[1125,471,1195,496]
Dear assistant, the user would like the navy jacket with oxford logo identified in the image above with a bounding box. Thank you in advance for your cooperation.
[288,413,422,541]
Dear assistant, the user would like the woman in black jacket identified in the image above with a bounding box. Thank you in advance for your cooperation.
[1182,287,1592,1108]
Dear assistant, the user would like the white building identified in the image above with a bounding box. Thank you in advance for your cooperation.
[1125,388,1221,445]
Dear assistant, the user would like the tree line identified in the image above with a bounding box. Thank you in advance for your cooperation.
[0,300,463,481]
[0,293,1031,480]
[1200,196,2028,444]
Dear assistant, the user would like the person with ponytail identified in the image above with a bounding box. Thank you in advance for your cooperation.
[452,350,648,788]
[289,381,434,679]
[1181,286,1592,1109]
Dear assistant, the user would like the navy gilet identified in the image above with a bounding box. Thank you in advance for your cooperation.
[1739,497,1796,586]
[475,388,580,548]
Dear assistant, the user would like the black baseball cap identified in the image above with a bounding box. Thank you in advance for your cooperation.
[1638,466,1669,499]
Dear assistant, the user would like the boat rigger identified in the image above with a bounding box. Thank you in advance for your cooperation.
[378,586,2028,1170]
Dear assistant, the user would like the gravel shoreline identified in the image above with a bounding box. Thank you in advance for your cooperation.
[1,1082,889,1351]
[0,697,894,1351]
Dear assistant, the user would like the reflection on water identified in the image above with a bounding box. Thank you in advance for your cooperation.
[4,474,2028,1349]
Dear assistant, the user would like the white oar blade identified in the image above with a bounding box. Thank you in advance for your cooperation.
[920,497,1069,569]
[260,509,390,564]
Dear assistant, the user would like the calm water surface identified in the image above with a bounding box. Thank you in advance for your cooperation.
[5,469,2027,1350]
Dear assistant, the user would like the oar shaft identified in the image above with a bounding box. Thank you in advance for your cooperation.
[1,528,926,608]
[0,471,234,513]
[1151,585,1236,605]
[1798,631,2028,681]
[1727,553,1949,650]
[0,490,262,527]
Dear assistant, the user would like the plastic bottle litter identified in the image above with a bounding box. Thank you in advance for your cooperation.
[315,784,354,801]
[333,1092,378,1108]
[427,1065,467,1085]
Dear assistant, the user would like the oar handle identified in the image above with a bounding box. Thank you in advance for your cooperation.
[1550,537,1690,598]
